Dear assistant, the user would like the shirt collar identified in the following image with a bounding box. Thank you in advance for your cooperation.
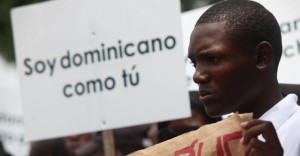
[259,94,299,130]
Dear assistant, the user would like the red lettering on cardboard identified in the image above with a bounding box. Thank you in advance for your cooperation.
[216,136,224,156]
[223,130,243,156]
[216,130,243,156]
[174,139,199,156]
[197,142,204,156]
[174,130,243,156]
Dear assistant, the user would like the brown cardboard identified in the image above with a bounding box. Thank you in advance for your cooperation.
[128,113,253,156]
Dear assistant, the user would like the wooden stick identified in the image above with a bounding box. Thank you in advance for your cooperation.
[102,130,116,156]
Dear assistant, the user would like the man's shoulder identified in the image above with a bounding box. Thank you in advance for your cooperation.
[278,110,300,156]
[278,108,300,133]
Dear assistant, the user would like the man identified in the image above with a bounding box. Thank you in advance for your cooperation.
[188,0,300,155]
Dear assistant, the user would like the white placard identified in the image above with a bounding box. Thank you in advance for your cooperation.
[11,0,190,141]
[0,57,29,155]
[181,0,300,90]
[257,0,300,84]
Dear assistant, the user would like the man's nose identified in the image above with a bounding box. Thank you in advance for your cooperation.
[193,66,210,84]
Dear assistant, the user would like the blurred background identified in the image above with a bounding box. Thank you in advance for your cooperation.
[1,0,300,155]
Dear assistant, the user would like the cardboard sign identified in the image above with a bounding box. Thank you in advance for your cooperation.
[181,0,300,90]
[128,113,253,156]
[11,0,190,141]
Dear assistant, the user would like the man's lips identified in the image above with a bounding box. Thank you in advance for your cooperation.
[199,90,215,102]
[199,90,213,97]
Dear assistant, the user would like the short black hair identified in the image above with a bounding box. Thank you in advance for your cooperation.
[196,0,282,70]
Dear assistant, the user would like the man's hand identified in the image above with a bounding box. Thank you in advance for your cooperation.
[240,119,283,156]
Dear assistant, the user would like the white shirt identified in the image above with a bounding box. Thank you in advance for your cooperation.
[259,94,300,156]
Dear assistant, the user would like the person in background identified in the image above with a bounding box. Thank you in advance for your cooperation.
[29,138,68,156]
[63,132,103,156]
[188,0,300,155]
[29,124,152,156]
[149,91,221,143]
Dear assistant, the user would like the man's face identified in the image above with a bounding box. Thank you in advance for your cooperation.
[188,22,259,117]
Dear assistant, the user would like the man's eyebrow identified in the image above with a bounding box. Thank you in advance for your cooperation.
[195,50,217,57]
[188,50,210,59]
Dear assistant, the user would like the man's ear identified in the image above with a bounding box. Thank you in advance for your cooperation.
[254,41,274,71]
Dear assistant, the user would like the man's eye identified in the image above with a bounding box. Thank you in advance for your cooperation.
[207,57,220,63]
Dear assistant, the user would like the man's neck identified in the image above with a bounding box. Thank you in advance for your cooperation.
[252,84,284,119]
